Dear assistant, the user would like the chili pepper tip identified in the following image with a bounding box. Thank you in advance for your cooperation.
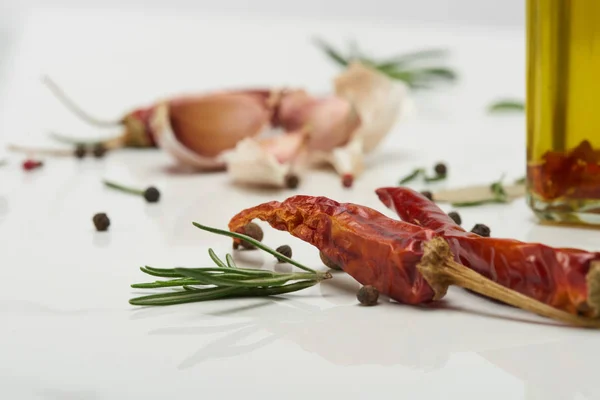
[342,174,354,188]
[22,159,44,171]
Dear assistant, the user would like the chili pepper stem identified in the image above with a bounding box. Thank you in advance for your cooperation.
[586,261,600,317]
[103,180,144,196]
[42,75,123,128]
[418,237,600,328]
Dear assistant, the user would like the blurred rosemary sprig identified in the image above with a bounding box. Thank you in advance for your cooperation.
[451,174,509,207]
[487,99,525,113]
[314,38,457,89]
[129,222,331,306]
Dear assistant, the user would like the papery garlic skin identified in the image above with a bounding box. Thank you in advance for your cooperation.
[222,138,292,187]
[275,91,360,151]
[334,62,409,153]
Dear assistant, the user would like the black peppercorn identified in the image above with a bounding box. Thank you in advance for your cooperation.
[275,245,292,262]
[143,187,160,203]
[357,285,379,306]
[239,222,264,250]
[434,162,447,176]
[74,145,87,159]
[420,190,433,201]
[471,223,491,237]
[284,173,300,189]
[93,212,110,232]
[92,143,107,158]
[319,251,342,271]
[448,211,462,225]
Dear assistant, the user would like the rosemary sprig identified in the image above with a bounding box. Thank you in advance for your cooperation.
[398,167,447,185]
[315,38,457,89]
[423,173,447,183]
[399,168,424,184]
[488,99,525,113]
[103,179,161,203]
[451,175,509,207]
[129,223,331,306]
[104,179,145,196]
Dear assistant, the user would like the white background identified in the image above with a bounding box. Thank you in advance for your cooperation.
[3,3,600,400]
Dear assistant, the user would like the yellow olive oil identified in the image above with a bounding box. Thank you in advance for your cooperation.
[527,0,600,225]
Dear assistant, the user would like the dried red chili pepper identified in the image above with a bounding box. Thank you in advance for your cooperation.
[376,186,600,317]
[229,195,437,304]
[228,195,600,327]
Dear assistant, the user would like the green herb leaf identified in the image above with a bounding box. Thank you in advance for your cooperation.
[376,48,450,69]
[130,287,242,306]
[424,173,447,183]
[225,254,237,269]
[103,179,144,196]
[314,38,456,89]
[313,38,349,67]
[488,100,525,113]
[193,222,316,273]
[399,168,424,184]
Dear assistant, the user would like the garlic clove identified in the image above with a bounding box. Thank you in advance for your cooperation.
[222,137,295,188]
[334,62,409,153]
[168,92,272,157]
[151,90,275,170]
[276,91,360,152]
[258,130,308,164]
[304,97,360,151]
[150,102,226,170]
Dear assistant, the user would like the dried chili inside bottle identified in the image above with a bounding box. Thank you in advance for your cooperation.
[526,0,600,225]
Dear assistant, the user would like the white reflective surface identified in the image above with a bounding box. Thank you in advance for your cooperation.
[1,8,599,400]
